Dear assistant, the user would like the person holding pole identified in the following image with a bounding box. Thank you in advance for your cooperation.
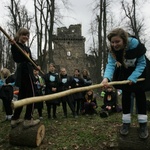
[101,28,148,139]
[10,27,40,128]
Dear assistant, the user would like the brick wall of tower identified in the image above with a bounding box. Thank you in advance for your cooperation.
[53,24,87,76]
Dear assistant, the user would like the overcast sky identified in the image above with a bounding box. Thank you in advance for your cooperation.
[1,0,150,55]
[0,0,94,37]
[0,0,94,54]
[0,0,150,36]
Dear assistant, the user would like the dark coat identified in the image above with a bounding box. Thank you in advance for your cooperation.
[82,76,92,86]
[43,72,59,104]
[113,42,147,91]
[101,91,117,112]
[83,94,97,115]
[0,74,15,100]
[72,76,84,100]
[58,74,73,91]
[58,74,74,102]
[0,85,13,101]
[11,42,36,100]
[33,75,44,109]
[11,42,35,87]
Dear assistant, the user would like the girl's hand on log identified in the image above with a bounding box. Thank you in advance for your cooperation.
[52,87,57,92]
[101,78,109,88]
[128,80,133,85]
[9,39,16,45]
[37,66,41,71]
[24,51,30,57]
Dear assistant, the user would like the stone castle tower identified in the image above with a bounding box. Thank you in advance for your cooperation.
[53,24,87,75]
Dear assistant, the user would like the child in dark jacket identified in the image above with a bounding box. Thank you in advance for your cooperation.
[100,86,117,118]
[58,67,77,118]
[0,68,15,121]
[83,90,98,115]
[43,63,60,119]
[72,69,84,116]
[33,67,45,120]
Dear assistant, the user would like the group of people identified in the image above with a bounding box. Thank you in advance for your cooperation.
[0,27,98,130]
[0,27,149,140]
[41,64,98,119]
[0,64,98,119]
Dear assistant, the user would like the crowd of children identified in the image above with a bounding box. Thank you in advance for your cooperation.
[0,64,122,122]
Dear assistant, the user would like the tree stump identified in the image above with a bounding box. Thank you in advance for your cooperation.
[9,123,45,147]
[117,126,150,150]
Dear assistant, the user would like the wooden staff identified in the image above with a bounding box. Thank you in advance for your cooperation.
[0,26,44,75]
[11,78,145,109]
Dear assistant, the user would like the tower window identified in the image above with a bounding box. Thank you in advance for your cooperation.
[67,51,71,57]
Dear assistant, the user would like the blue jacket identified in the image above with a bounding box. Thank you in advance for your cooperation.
[104,37,146,83]
[0,78,15,87]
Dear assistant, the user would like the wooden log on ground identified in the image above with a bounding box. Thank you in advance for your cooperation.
[117,126,150,150]
[9,123,45,147]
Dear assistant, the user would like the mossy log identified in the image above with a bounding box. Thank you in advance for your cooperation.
[117,127,150,150]
[9,123,45,147]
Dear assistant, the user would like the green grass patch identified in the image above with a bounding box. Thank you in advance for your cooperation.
[0,94,149,150]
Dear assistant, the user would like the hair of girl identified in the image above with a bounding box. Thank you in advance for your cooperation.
[0,68,11,80]
[14,27,30,42]
[107,28,128,67]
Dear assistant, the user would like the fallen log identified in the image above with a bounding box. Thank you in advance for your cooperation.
[9,123,45,147]
[117,126,150,150]
[11,78,145,109]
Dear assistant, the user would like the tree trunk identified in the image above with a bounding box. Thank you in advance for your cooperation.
[9,123,45,147]
[118,127,150,150]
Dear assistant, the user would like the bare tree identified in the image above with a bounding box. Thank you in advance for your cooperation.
[0,32,14,72]
[121,0,145,41]
[88,0,110,83]
[33,0,55,72]
[7,0,33,33]
[0,0,35,72]
[0,34,5,69]
[34,0,70,72]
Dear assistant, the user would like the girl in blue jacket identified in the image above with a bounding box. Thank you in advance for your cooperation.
[101,28,148,139]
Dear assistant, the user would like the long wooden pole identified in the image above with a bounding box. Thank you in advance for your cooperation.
[11,78,145,109]
[0,26,44,75]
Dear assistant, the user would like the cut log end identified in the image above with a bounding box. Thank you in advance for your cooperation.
[9,123,45,147]
[36,124,45,146]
